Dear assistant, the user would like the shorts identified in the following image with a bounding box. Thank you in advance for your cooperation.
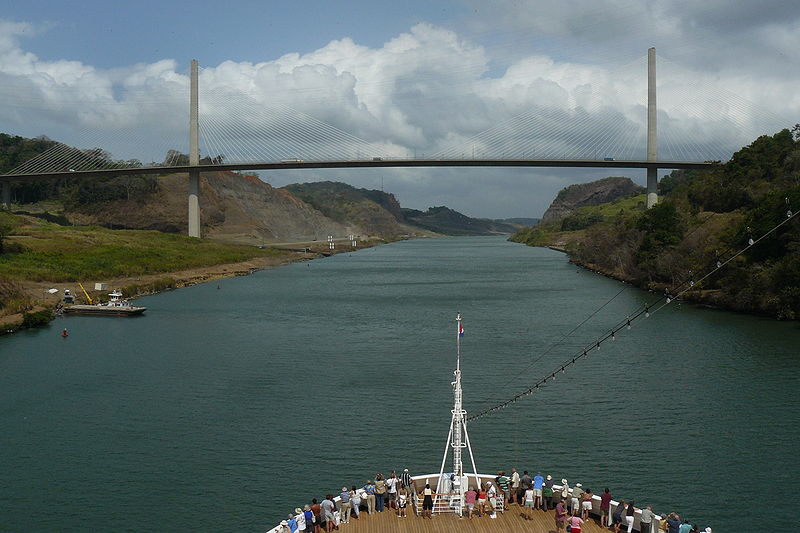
[533,489,543,497]
[466,502,475,509]
[582,501,592,510]
[525,501,535,508]
[601,509,609,516]
[388,492,396,500]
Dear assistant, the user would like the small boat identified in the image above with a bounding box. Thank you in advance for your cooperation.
[61,329,69,337]
[63,290,146,317]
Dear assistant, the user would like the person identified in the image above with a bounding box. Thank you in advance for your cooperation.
[560,479,570,511]
[523,483,535,520]
[543,474,555,511]
[421,483,434,519]
[397,486,409,517]
[287,514,298,533]
[338,487,351,524]
[568,509,585,533]
[533,472,544,510]
[611,501,625,533]
[520,470,533,504]
[386,471,399,510]
[625,501,636,532]
[640,505,654,533]
[362,480,376,514]
[477,484,488,515]
[349,486,361,519]
[666,513,682,533]
[496,471,511,509]
[581,488,593,520]
[600,488,613,528]
[310,498,322,532]
[374,473,387,512]
[303,505,316,533]
[510,468,521,504]
[555,498,568,532]
[486,481,498,518]
[570,483,583,515]
[678,519,693,533]
[277,520,290,533]
[294,507,306,532]
[465,486,478,518]
[400,468,415,494]
[320,494,336,532]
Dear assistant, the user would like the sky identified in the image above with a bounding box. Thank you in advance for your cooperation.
[1,0,799,218]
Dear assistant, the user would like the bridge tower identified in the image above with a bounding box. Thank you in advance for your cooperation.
[188,59,201,238]
[646,47,658,208]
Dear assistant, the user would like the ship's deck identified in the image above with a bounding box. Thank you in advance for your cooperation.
[336,505,609,533]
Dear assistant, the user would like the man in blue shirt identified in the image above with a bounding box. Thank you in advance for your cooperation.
[666,512,682,533]
[533,472,544,510]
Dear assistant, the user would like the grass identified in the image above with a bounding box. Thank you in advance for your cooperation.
[0,215,286,282]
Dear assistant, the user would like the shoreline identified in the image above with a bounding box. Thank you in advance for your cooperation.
[1,238,387,335]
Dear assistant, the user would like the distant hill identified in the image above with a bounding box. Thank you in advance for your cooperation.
[402,206,517,235]
[499,217,540,227]
[282,181,411,238]
[541,177,644,223]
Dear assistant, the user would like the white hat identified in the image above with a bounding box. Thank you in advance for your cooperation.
[404,468,409,471]
[547,475,552,480]
[576,483,582,488]
[562,479,568,485]
[705,528,712,533]
[294,508,302,515]
[343,487,348,492]
[280,520,288,525]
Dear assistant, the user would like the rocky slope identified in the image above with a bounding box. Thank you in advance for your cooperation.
[541,177,644,222]
[68,171,353,245]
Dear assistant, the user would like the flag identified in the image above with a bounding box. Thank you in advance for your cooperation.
[458,322,464,338]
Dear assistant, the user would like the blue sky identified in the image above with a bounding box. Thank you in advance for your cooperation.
[1,1,799,218]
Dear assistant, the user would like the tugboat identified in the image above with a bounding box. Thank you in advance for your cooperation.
[63,290,146,317]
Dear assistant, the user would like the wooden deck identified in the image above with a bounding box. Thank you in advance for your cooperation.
[335,505,609,533]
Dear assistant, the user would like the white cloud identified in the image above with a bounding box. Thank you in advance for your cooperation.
[1,9,799,217]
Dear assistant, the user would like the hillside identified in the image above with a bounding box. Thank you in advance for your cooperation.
[511,127,800,320]
[402,206,518,235]
[282,181,411,237]
[541,176,644,222]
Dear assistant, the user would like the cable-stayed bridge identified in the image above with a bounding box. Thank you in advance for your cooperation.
[0,49,782,237]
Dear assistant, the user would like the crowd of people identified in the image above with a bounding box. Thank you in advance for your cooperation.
[272,468,711,533]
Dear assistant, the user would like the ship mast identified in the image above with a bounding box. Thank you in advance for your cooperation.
[437,312,480,516]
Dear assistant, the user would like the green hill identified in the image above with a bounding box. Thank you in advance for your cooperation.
[511,126,800,319]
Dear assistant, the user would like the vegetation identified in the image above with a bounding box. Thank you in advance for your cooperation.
[511,127,800,319]
[0,214,283,282]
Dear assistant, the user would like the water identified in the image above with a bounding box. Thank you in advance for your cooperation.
[2,236,798,532]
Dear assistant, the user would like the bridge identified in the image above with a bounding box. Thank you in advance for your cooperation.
[0,49,749,237]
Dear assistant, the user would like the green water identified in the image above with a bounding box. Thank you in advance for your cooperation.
[2,236,798,532]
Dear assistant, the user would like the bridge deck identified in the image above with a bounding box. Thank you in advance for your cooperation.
[335,505,608,533]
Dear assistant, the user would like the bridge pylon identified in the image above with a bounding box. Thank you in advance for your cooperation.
[188,59,201,238]
[646,47,658,209]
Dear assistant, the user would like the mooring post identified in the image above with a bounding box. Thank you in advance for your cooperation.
[188,59,201,238]
[646,47,658,209]
[1,181,10,210]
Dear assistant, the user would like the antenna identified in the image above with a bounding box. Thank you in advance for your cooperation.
[436,313,480,516]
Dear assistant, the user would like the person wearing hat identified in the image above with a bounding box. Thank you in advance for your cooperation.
[294,507,307,532]
[278,519,290,533]
[286,514,298,533]
[339,487,352,524]
[570,483,583,516]
[542,474,555,511]
[400,468,415,493]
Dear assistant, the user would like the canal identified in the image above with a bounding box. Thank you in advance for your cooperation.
[1,236,798,532]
